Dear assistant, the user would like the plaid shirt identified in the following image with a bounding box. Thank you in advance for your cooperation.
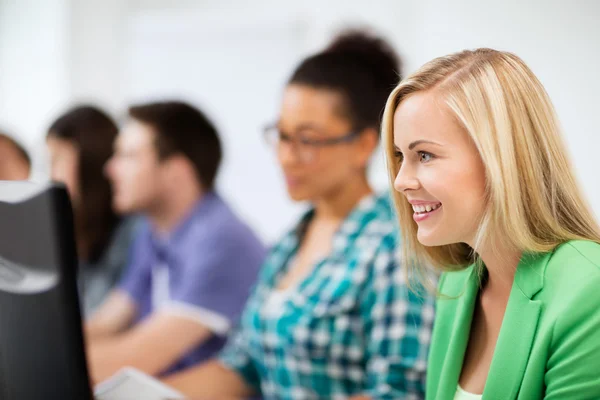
[219,192,435,399]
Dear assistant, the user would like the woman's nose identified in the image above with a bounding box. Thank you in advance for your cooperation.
[394,163,420,193]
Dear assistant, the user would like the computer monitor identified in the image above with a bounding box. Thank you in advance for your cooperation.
[0,181,92,399]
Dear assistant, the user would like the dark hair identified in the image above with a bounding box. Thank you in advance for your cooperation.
[0,132,31,168]
[128,101,222,190]
[289,29,401,132]
[48,106,120,263]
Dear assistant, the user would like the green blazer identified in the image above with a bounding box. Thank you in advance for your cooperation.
[426,240,600,399]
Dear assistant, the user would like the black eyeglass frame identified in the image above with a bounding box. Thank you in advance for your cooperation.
[262,124,361,148]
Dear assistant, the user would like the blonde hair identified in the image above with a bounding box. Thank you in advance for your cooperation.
[383,48,600,274]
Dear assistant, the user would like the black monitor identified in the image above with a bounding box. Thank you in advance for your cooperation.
[0,181,92,399]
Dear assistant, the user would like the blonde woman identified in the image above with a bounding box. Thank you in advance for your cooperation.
[383,48,600,399]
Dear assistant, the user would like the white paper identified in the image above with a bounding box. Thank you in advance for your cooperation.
[94,367,185,400]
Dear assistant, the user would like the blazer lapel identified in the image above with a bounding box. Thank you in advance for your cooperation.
[436,266,480,398]
[482,252,551,398]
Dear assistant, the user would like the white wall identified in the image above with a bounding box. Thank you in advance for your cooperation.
[0,0,71,180]
[121,0,416,241]
[69,0,130,114]
[1,0,599,241]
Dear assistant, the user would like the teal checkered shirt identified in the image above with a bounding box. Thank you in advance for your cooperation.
[219,192,435,399]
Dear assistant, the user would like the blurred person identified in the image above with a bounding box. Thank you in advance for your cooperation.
[384,48,600,399]
[0,132,31,180]
[47,106,136,316]
[85,101,266,383]
[165,30,435,400]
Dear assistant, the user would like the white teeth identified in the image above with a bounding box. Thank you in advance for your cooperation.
[412,203,441,214]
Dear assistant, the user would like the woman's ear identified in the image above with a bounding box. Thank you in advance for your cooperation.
[354,127,379,168]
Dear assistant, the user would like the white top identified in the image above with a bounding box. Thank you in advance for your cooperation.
[454,385,483,400]
[262,250,295,319]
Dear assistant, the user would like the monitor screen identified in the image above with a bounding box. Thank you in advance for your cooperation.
[0,181,92,399]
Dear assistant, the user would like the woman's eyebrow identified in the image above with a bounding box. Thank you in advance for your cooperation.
[408,140,442,150]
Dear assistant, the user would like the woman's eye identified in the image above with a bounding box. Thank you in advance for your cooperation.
[418,151,434,163]
[279,132,293,143]
[299,137,316,146]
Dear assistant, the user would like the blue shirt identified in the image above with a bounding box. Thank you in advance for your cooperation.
[219,192,435,399]
[119,192,266,374]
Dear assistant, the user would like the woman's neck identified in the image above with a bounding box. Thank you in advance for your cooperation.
[312,175,372,222]
[477,240,522,296]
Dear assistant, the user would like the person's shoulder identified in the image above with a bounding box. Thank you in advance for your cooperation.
[539,240,600,323]
[189,193,256,238]
[542,241,600,354]
[186,195,266,258]
[549,239,600,266]
[356,191,398,239]
[544,240,600,287]
[195,192,236,224]
[438,266,475,297]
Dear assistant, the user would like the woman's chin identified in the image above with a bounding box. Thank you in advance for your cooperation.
[286,188,311,202]
[416,231,442,247]
[417,231,459,248]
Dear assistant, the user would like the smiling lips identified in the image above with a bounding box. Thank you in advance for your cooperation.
[410,201,442,222]
[412,203,442,214]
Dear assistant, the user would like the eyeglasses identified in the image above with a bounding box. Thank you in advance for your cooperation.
[263,124,360,163]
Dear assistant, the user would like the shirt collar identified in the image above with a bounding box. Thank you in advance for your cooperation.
[289,191,380,251]
[148,191,219,261]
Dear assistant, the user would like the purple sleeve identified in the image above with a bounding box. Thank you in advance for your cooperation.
[169,233,265,324]
[117,226,152,306]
